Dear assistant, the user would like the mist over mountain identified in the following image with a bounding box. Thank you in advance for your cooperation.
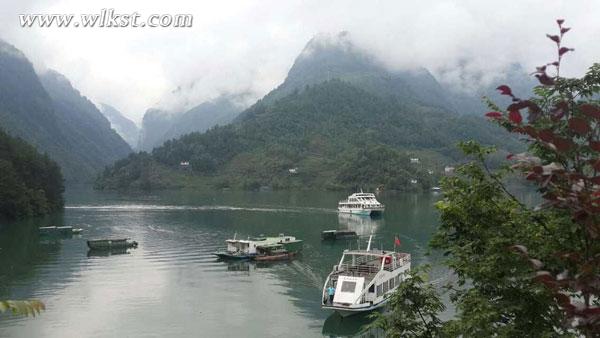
[440,63,537,115]
[138,94,244,151]
[99,103,140,149]
[253,32,450,112]
[97,34,525,191]
[241,32,532,120]
[0,39,131,182]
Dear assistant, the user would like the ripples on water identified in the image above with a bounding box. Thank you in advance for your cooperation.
[0,190,443,338]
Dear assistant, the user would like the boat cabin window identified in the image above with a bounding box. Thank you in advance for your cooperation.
[369,284,375,293]
[341,281,357,293]
[376,284,383,297]
[383,281,389,293]
[389,277,395,289]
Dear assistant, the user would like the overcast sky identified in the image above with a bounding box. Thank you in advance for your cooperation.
[1,0,598,123]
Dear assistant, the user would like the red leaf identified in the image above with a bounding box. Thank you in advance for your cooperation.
[581,104,600,119]
[546,34,560,43]
[534,271,557,288]
[561,27,571,34]
[509,110,523,124]
[557,19,565,25]
[556,292,572,308]
[510,244,528,255]
[506,153,514,160]
[559,47,574,56]
[485,111,503,119]
[538,129,554,142]
[526,172,538,181]
[496,85,513,96]
[552,137,574,152]
[590,141,600,151]
[532,166,544,174]
[529,258,544,269]
[590,176,600,185]
[507,101,529,111]
[536,73,555,86]
[523,126,537,138]
[568,118,591,135]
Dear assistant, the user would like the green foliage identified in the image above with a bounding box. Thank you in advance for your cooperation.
[381,21,600,337]
[370,268,445,338]
[0,129,64,220]
[432,142,572,337]
[0,300,45,317]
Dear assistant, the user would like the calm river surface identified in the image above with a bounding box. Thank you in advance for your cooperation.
[0,187,445,338]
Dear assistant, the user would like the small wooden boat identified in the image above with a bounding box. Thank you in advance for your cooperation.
[87,239,138,250]
[253,243,295,261]
[39,226,83,236]
[213,251,253,260]
[321,230,358,241]
[254,251,295,261]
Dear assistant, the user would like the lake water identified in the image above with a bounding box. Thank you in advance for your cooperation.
[0,187,445,338]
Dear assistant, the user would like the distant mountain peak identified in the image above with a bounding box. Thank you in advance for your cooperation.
[0,39,27,60]
[40,69,81,95]
[299,31,357,58]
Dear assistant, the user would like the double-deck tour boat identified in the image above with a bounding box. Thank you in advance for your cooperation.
[213,233,303,260]
[321,236,411,316]
[337,192,385,216]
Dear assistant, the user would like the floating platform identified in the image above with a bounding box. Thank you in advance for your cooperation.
[87,239,138,250]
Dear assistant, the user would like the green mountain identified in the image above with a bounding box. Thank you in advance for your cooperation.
[249,32,451,116]
[138,94,243,152]
[0,128,63,220]
[96,34,524,191]
[96,79,520,191]
[99,103,139,149]
[0,39,131,182]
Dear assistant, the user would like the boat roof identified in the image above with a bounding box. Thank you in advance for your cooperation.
[342,249,409,258]
[226,235,298,244]
[350,192,376,197]
[256,243,284,249]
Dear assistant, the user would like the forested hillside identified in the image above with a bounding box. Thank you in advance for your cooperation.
[0,39,131,182]
[0,129,63,220]
[96,80,522,191]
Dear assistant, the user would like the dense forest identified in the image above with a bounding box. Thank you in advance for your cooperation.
[0,129,64,220]
[96,80,522,191]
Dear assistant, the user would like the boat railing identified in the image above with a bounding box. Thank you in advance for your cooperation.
[383,255,411,272]
[335,264,380,275]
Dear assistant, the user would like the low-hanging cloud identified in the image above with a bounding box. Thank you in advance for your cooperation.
[1,0,598,123]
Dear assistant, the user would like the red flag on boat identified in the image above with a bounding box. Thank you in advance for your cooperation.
[394,236,401,246]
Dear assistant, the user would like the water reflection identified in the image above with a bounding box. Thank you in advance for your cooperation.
[337,213,383,236]
[0,188,448,337]
[87,248,132,257]
[322,312,383,338]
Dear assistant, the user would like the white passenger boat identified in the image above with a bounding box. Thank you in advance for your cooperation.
[337,192,385,216]
[321,236,411,317]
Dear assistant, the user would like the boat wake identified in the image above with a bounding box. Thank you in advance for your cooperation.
[289,260,324,290]
[65,204,336,214]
